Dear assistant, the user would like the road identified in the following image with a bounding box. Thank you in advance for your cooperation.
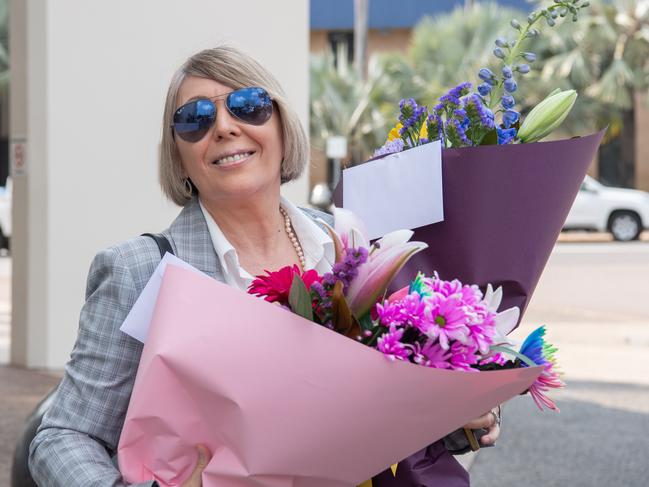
[470,240,649,487]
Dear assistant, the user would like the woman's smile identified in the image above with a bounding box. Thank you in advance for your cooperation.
[211,150,256,168]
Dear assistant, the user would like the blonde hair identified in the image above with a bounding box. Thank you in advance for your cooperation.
[160,46,308,206]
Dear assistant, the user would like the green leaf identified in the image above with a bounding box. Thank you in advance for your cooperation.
[288,274,313,321]
[480,128,499,145]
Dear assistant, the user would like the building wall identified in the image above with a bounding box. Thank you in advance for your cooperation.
[11,0,310,369]
[310,28,411,56]
[636,93,649,192]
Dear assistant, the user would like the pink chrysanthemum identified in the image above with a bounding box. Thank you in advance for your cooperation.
[420,294,471,350]
[376,326,411,362]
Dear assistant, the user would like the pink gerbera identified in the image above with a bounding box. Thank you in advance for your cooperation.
[248,265,322,305]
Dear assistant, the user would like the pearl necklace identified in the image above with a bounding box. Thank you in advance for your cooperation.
[279,206,306,271]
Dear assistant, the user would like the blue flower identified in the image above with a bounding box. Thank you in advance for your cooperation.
[501,94,515,109]
[497,127,517,145]
[495,37,508,48]
[504,78,518,93]
[478,83,492,96]
[502,65,513,78]
[503,109,520,128]
[478,68,495,81]
[522,52,537,62]
[517,64,530,74]
[493,47,506,59]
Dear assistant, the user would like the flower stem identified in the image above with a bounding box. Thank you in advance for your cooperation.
[490,345,538,367]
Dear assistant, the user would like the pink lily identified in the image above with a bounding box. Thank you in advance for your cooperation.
[320,207,428,318]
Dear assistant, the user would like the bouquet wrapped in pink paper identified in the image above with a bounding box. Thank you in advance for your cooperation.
[117,207,563,487]
[333,0,602,322]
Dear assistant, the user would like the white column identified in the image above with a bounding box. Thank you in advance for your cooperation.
[10,0,310,369]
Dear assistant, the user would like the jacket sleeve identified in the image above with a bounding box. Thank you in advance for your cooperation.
[28,246,156,487]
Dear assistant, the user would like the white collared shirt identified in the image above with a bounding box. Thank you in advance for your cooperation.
[199,197,334,292]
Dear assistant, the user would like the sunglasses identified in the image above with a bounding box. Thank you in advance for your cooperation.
[171,86,273,142]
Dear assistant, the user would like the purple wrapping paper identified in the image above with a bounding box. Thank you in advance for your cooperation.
[335,131,604,322]
[371,441,469,487]
[336,132,604,486]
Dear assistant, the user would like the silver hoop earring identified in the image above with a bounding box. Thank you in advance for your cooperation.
[183,178,193,197]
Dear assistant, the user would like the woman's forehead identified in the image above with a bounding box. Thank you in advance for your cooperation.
[176,76,234,107]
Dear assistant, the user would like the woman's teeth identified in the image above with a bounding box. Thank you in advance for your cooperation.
[215,152,253,165]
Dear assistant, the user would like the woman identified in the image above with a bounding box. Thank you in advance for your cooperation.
[28,46,499,487]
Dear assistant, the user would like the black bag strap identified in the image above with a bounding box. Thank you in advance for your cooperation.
[141,233,175,258]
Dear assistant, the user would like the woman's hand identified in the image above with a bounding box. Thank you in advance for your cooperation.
[463,407,501,446]
[181,444,211,487]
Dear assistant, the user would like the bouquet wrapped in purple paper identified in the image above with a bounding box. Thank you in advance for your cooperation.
[335,0,603,323]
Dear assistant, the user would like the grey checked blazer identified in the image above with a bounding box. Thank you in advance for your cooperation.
[28,196,333,487]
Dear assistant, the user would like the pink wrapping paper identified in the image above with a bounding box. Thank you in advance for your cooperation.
[118,265,542,487]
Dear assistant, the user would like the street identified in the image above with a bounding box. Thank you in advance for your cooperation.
[470,240,649,487]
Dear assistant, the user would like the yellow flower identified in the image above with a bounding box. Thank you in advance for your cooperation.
[419,121,428,140]
[387,123,403,142]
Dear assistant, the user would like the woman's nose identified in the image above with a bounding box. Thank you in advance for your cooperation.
[212,102,242,140]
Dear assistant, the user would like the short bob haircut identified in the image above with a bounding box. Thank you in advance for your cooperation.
[160,46,309,206]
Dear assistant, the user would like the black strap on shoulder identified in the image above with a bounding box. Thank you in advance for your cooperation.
[141,233,175,258]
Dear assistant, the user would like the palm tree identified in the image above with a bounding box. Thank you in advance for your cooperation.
[309,54,397,164]
[536,0,649,186]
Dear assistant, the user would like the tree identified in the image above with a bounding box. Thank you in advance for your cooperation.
[309,54,397,164]
[536,0,649,186]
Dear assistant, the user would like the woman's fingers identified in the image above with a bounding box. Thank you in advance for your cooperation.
[463,411,496,430]
[479,422,501,446]
[181,444,212,487]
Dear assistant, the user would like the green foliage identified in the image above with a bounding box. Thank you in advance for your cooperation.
[309,54,398,163]
[288,275,313,322]
[408,2,521,103]
[532,0,649,132]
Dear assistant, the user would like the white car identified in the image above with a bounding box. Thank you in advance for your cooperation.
[0,177,11,249]
[564,176,649,241]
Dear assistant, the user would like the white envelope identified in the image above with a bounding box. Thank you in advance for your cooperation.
[120,254,206,343]
[342,140,444,240]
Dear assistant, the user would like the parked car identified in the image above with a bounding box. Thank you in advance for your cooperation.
[0,177,11,249]
[563,176,649,241]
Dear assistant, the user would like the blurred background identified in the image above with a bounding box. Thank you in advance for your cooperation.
[1,0,648,486]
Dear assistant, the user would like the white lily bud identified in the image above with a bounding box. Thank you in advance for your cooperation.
[518,90,578,143]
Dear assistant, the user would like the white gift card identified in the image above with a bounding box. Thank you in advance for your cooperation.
[120,253,206,343]
[342,140,444,240]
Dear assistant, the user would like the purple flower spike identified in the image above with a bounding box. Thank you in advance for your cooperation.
[504,78,518,93]
[373,138,405,158]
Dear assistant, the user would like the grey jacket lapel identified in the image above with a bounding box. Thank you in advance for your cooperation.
[167,197,222,279]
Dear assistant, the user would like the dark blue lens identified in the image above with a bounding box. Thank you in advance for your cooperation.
[226,87,272,125]
[173,99,216,142]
